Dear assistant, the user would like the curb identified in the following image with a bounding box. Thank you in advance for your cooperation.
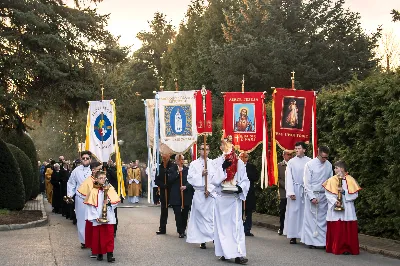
[0,195,48,231]
[253,220,400,260]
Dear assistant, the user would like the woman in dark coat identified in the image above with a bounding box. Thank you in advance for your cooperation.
[50,163,62,214]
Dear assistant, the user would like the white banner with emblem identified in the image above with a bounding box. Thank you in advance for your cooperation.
[158,91,197,154]
[85,100,115,162]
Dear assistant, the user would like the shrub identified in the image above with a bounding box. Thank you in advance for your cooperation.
[7,143,34,202]
[0,130,40,199]
[0,138,25,210]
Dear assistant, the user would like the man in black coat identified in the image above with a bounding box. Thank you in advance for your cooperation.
[168,154,194,238]
[240,152,259,237]
[51,163,63,214]
[155,153,174,235]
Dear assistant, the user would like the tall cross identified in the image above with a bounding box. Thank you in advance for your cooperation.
[159,80,164,91]
[291,71,295,90]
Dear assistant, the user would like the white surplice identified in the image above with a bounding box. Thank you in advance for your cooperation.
[325,179,358,222]
[212,155,250,259]
[186,157,216,244]
[87,190,118,226]
[283,156,311,239]
[301,158,333,247]
[67,165,92,244]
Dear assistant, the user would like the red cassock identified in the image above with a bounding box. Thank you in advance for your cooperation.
[91,224,114,255]
[85,220,93,248]
[326,220,360,255]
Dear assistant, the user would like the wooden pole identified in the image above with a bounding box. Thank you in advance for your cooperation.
[201,85,208,197]
[291,71,296,90]
[179,167,184,209]
[174,79,185,208]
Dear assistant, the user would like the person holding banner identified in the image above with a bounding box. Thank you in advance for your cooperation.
[155,153,174,235]
[284,142,311,244]
[67,151,93,249]
[186,144,216,249]
[168,154,193,238]
[212,138,250,264]
[301,146,332,249]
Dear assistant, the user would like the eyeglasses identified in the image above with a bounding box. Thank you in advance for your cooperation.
[82,157,90,161]
[320,156,329,159]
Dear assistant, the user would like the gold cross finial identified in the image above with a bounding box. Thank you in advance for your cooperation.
[291,71,295,90]
[101,84,104,101]
[159,80,164,91]
[241,74,245,93]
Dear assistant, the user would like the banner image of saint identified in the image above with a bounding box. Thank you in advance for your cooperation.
[234,103,255,132]
[281,97,305,129]
[165,105,192,137]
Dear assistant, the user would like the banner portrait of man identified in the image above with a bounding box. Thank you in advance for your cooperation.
[234,103,256,132]
[281,97,305,130]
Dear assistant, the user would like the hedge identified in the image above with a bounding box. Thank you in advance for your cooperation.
[0,130,40,199]
[7,143,34,202]
[0,138,25,210]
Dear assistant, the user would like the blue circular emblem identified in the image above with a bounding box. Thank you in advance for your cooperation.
[94,113,112,141]
[170,106,186,135]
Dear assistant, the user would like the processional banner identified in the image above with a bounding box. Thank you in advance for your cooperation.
[158,91,197,154]
[223,92,269,188]
[271,88,317,185]
[85,100,115,162]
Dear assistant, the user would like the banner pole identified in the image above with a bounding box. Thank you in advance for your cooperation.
[201,85,208,198]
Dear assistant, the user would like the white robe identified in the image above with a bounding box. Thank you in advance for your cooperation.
[301,158,332,247]
[186,157,216,244]
[283,156,311,238]
[87,190,118,226]
[67,165,92,244]
[212,155,250,259]
[325,180,358,222]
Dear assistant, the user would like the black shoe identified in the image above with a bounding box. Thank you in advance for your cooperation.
[308,245,316,249]
[245,232,254,237]
[278,229,283,235]
[80,243,86,249]
[107,252,115,263]
[179,233,185,238]
[289,238,297,244]
[156,230,166,235]
[235,257,248,264]
[343,251,351,255]
[219,256,226,261]
[73,219,77,225]
[200,243,206,249]
[97,254,103,261]
[114,233,116,238]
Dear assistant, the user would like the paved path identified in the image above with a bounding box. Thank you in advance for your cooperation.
[0,199,399,266]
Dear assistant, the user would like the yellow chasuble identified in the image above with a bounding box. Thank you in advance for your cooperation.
[323,175,362,195]
[77,176,95,197]
[84,185,120,207]
[45,168,53,204]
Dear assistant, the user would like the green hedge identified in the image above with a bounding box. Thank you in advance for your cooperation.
[0,130,40,199]
[0,138,25,210]
[7,143,34,202]
[316,71,400,240]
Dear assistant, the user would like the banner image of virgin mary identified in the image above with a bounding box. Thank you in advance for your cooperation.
[234,103,255,132]
[281,97,305,129]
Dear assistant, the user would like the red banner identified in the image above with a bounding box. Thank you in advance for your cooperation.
[273,88,316,150]
[223,92,266,152]
[195,90,212,135]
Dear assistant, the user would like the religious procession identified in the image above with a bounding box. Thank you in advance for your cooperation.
[1,1,399,266]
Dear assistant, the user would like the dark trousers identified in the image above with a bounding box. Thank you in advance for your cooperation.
[172,205,191,234]
[279,198,287,231]
[114,207,118,234]
[243,208,253,233]
[159,201,168,231]
[153,187,160,204]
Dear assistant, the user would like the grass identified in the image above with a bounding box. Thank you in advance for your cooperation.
[0,209,10,215]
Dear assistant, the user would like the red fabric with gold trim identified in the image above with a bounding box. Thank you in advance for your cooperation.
[224,150,238,182]
[223,92,265,152]
[274,88,316,150]
[195,90,213,135]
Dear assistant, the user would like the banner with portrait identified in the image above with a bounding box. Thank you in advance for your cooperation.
[195,89,213,135]
[85,100,115,162]
[270,88,317,185]
[158,91,197,154]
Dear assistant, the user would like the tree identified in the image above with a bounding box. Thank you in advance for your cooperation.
[0,130,40,198]
[0,138,25,210]
[376,30,400,72]
[392,9,400,22]
[7,143,34,202]
[0,0,128,130]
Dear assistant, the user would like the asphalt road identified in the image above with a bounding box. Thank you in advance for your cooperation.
[0,199,398,266]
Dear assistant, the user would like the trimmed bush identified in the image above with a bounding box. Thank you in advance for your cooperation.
[0,138,25,210]
[7,143,34,202]
[0,130,40,199]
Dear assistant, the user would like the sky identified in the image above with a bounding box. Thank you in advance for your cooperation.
[67,0,400,49]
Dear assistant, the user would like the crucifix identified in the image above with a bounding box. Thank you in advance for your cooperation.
[291,71,296,90]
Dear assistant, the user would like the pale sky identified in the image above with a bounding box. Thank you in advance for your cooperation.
[67,0,400,49]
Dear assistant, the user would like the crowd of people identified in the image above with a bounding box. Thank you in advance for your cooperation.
[39,138,362,264]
